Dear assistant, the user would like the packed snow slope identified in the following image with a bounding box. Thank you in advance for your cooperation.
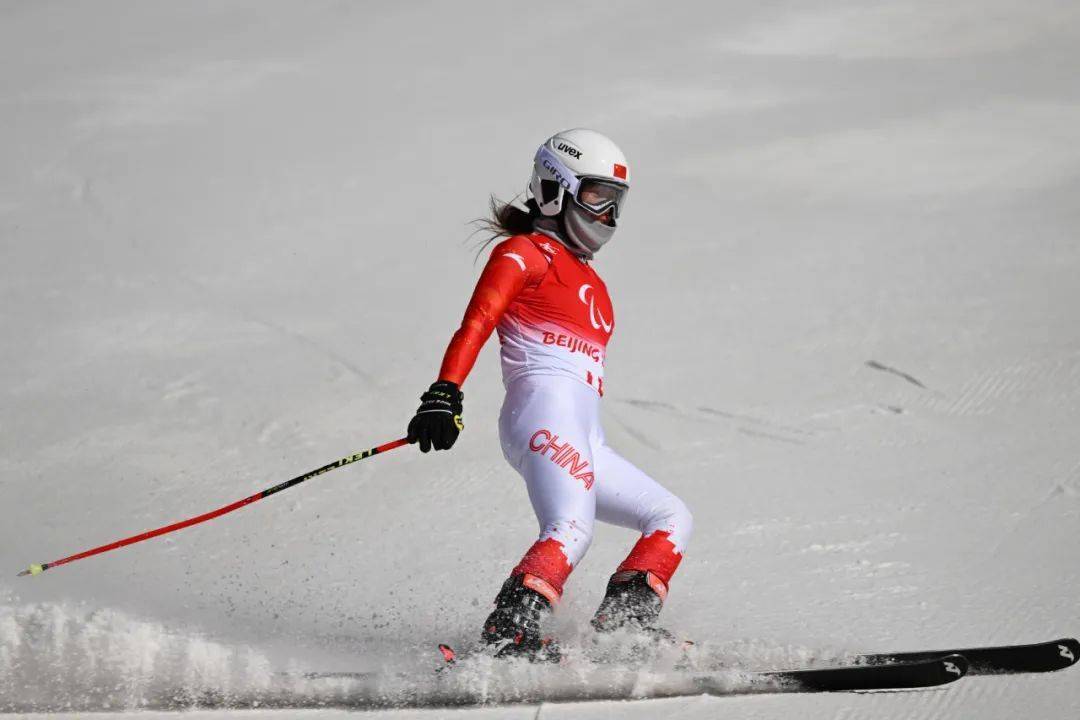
[2,0,1079,716]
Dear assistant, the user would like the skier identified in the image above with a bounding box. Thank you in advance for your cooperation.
[407,129,693,660]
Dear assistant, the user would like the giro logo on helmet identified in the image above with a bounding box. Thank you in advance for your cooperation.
[556,142,583,159]
[542,158,574,191]
[578,284,612,333]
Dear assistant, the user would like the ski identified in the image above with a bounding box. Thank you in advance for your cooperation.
[436,644,968,692]
[758,653,967,691]
[854,637,1079,675]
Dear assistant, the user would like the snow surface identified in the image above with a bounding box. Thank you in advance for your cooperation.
[2,0,1079,716]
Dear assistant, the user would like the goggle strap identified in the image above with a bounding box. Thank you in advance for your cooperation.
[535,145,580,197]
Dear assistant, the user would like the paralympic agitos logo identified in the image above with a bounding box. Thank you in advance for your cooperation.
[579,284,612,333]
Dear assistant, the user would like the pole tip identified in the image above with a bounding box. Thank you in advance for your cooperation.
[18,564,44,577]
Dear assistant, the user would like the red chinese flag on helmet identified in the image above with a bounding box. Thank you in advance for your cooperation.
[613,163,628,180]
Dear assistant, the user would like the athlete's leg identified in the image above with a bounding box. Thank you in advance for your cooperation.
[482,377,599,656]
[594,444,693,582]
[592,442,693,630]
[499,378,599,599]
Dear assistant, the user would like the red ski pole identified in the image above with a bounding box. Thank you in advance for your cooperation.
[17,437,410,577]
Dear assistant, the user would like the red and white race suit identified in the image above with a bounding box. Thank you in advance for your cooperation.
[438,232,692,602]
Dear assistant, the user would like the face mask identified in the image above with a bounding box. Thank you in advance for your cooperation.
[562,201,617,258]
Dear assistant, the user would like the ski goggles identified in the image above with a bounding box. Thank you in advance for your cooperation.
[535,145,629,220]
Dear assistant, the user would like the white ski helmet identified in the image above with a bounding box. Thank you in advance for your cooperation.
[528,128,630,258]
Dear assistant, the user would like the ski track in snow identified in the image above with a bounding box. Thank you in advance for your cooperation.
[903,353,1080,418]
[615,397,819,446]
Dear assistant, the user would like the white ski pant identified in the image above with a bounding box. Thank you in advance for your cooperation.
[498,374,692,598]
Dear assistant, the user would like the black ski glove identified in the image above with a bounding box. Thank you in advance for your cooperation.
[407,380,464,453]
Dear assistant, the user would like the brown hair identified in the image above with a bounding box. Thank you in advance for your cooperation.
[469,195,542,259]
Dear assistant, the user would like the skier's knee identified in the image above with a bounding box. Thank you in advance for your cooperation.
[644,495,693,548]
[543,517,594,564]
[669,496,693,547]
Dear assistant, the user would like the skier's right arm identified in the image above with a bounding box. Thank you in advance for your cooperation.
[407,236,547,452]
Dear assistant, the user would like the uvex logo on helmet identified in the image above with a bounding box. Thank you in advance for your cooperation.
[556,142,583,159]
